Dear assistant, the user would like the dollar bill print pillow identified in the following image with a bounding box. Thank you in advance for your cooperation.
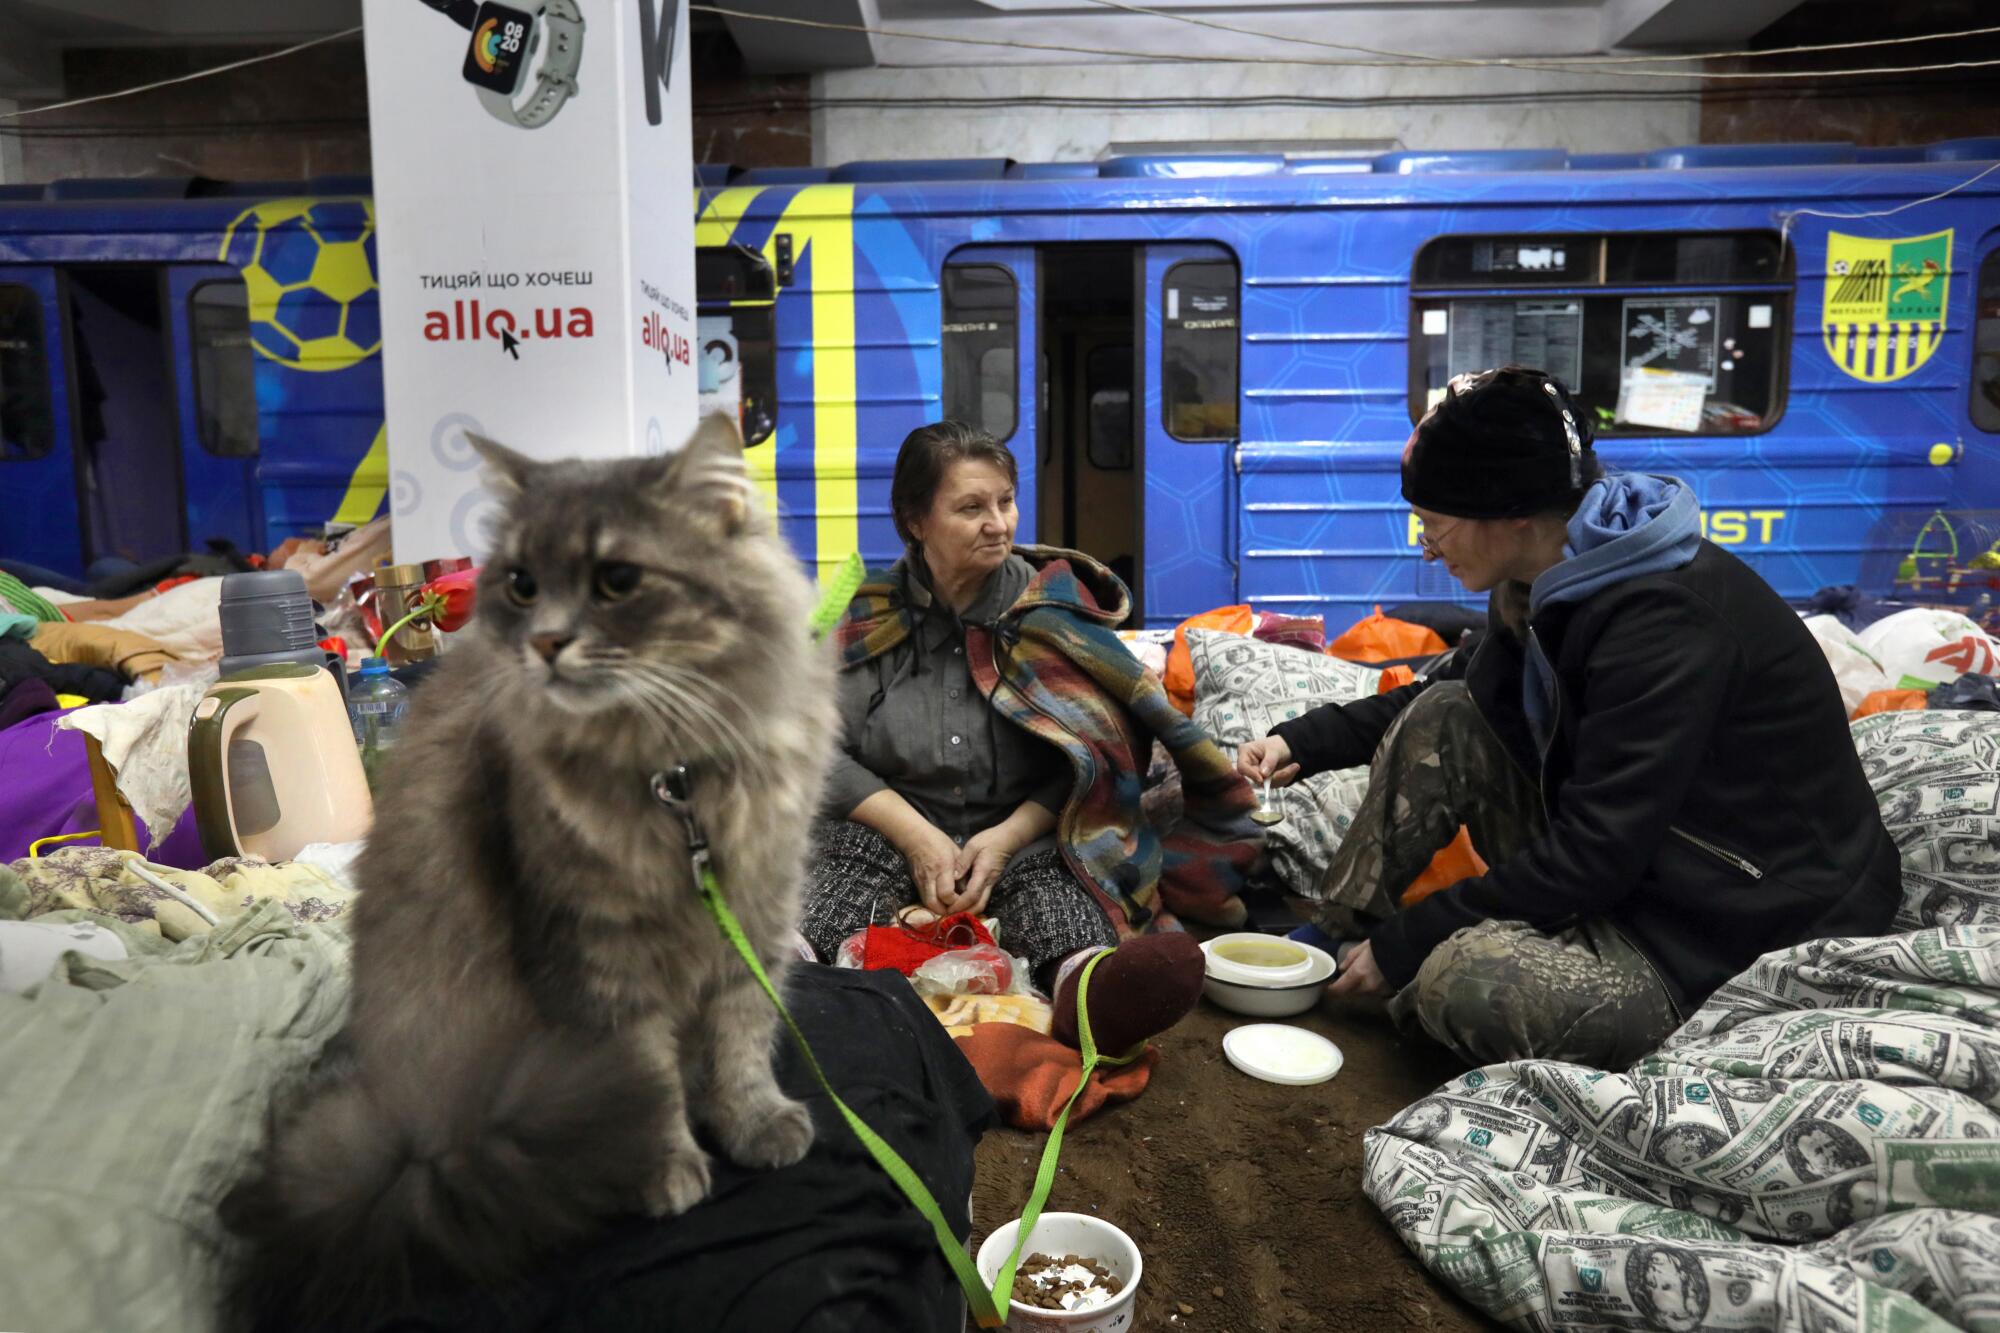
[1850,709,2000,930]
[1187,628,1380,892]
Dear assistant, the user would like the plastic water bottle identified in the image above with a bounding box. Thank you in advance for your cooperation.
[347,657,408,791]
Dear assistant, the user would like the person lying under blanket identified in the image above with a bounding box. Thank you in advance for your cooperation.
[1235,366,1902,1068]
[809,419,1263,1057]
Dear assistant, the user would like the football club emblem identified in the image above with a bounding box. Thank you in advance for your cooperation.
[1822,229,1952,383]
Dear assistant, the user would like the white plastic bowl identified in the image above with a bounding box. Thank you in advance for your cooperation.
[975,1211,1143,1332]
[1199,937,1337,1017]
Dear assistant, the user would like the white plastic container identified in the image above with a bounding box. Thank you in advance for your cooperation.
[1199,935,1337,1017]
[975,1212,1143,1332]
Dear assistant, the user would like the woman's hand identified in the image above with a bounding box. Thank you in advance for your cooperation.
[895,821,963,919]
[1235,735,1301,787]
[949,827,1017,918]
[1326,939,1390,1001]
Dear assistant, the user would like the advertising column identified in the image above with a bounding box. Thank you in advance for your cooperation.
[361,0,696,563]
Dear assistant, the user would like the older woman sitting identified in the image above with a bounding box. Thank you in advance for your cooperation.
[803,420,1261,1053]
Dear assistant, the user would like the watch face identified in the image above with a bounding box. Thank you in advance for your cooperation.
[462,1,537,95]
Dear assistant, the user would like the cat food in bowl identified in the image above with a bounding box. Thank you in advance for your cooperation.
[975,1212,1142,1331]
[1199,935,1337,1017]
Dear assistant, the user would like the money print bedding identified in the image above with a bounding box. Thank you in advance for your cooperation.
[1363,710,2000,1332]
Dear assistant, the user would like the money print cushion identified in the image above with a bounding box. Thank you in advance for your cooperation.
[1851,709,2000,930]
[1187,628,1379,892]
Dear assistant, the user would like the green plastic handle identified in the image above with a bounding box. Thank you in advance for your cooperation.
[187,687,258,860]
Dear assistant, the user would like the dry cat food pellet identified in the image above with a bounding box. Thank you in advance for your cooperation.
[1010,1251,1126,1311]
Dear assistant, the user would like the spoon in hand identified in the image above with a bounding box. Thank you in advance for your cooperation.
[1251,775,1284,826]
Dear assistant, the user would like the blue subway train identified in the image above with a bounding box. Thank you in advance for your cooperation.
[4,142,1998,627]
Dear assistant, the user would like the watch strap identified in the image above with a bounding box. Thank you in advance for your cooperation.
[478,0,584,130]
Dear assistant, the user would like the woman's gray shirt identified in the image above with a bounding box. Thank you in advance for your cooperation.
[824,554,1069,853]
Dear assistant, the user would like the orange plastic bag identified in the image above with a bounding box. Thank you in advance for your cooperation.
[1402,826,1488,906]
[1376,665,1416,693]
[1329,606,1447,665]
[1164,604,1254,715]
[1852,688,1928,719]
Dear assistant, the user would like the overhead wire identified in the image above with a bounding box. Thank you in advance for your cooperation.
[0,28,362,122]
[692,6,2000,82]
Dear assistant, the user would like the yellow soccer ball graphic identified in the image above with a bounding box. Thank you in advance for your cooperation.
[220,197,381,371]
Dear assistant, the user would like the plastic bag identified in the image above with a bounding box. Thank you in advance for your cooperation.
[1801,614,1892,717]
[1164,605,1254,714]
[1853,688,1929,718]
[1856,607,2000,691]
[908,943,1025,998]
[1328,606,1447,665]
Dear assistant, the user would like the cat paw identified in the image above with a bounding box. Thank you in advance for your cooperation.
[718,1093,815,1171]
[643,1146,713,1217]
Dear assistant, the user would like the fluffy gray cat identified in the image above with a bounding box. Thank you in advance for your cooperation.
[225,417,838,1329]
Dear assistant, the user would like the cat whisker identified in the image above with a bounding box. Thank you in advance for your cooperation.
[610,669,746,770]
[621,663,754,773]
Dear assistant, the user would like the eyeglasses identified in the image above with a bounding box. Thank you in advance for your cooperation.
[1417,516,1464,561]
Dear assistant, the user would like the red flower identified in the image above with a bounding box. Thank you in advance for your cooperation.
[425,567,480,633]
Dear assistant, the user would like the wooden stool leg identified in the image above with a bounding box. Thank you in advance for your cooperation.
[82,734,141,853]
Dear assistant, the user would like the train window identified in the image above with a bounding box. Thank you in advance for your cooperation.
[1162,260,1239,442]
[189,281,260,457]
[697,306,777,446]
[696,244,776,303]
[1414,231,1784,287]
[1974,249,2000,433]
[696,246,777,446]
[0,284,53,461]
[941,264,1018,442]
[1410,230,1791,437]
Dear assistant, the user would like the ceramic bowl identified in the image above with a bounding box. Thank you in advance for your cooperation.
[1198,937,1337,1018]
[975,1212,1143,1332]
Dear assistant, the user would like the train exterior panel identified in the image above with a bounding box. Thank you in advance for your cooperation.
[4,144,1997,630]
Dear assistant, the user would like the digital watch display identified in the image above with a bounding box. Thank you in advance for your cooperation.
[418,0,585,130]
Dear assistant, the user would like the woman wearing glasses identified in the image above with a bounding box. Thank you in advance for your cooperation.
[1235,366,1900,1067]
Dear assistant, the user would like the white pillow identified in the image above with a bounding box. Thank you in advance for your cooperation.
[1850,709,2000,930]
[1187,629,1381,893]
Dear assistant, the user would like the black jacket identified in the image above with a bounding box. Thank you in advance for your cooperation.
[1273,542,1902,1014]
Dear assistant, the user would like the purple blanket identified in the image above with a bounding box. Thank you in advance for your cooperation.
[0,708,205,867]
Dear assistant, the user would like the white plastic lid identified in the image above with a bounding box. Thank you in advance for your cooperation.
[1222,1024,1345,1086]
[1201,933,1319,987]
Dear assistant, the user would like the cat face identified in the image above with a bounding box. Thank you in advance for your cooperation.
[468,417,767,728]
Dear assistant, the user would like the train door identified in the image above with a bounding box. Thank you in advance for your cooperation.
[167,267,261,556]
[940,248,1039,544]
[60,263,259,571]
[942,241,1240,628]
[1142,243,1239,627]
[0,266,83,573]
[1038,245,1139,604]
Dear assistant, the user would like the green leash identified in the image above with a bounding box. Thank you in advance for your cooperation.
[651,766,1141,1329]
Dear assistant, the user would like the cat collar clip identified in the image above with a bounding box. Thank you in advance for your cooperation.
[648,765,712,877]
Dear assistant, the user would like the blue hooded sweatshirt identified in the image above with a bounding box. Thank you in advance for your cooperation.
[1521,473,1702,748]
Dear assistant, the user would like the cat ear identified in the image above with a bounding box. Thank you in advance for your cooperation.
[657,413,756,536]
[465,432,538,496]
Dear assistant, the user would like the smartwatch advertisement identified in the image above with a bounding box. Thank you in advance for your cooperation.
[362,0,697,562]
[461,2,537,95]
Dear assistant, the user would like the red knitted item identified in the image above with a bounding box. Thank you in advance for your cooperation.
[859,912,995,975]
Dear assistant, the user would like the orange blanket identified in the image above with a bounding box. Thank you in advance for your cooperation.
[953,1022,1157,1131]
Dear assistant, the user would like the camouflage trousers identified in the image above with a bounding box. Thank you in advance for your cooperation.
[1311,681,1680,1068]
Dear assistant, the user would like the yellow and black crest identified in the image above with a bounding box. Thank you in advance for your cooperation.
[1821,228,1952,383]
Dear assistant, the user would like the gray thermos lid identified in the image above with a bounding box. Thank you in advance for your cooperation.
[218,570,324,679]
